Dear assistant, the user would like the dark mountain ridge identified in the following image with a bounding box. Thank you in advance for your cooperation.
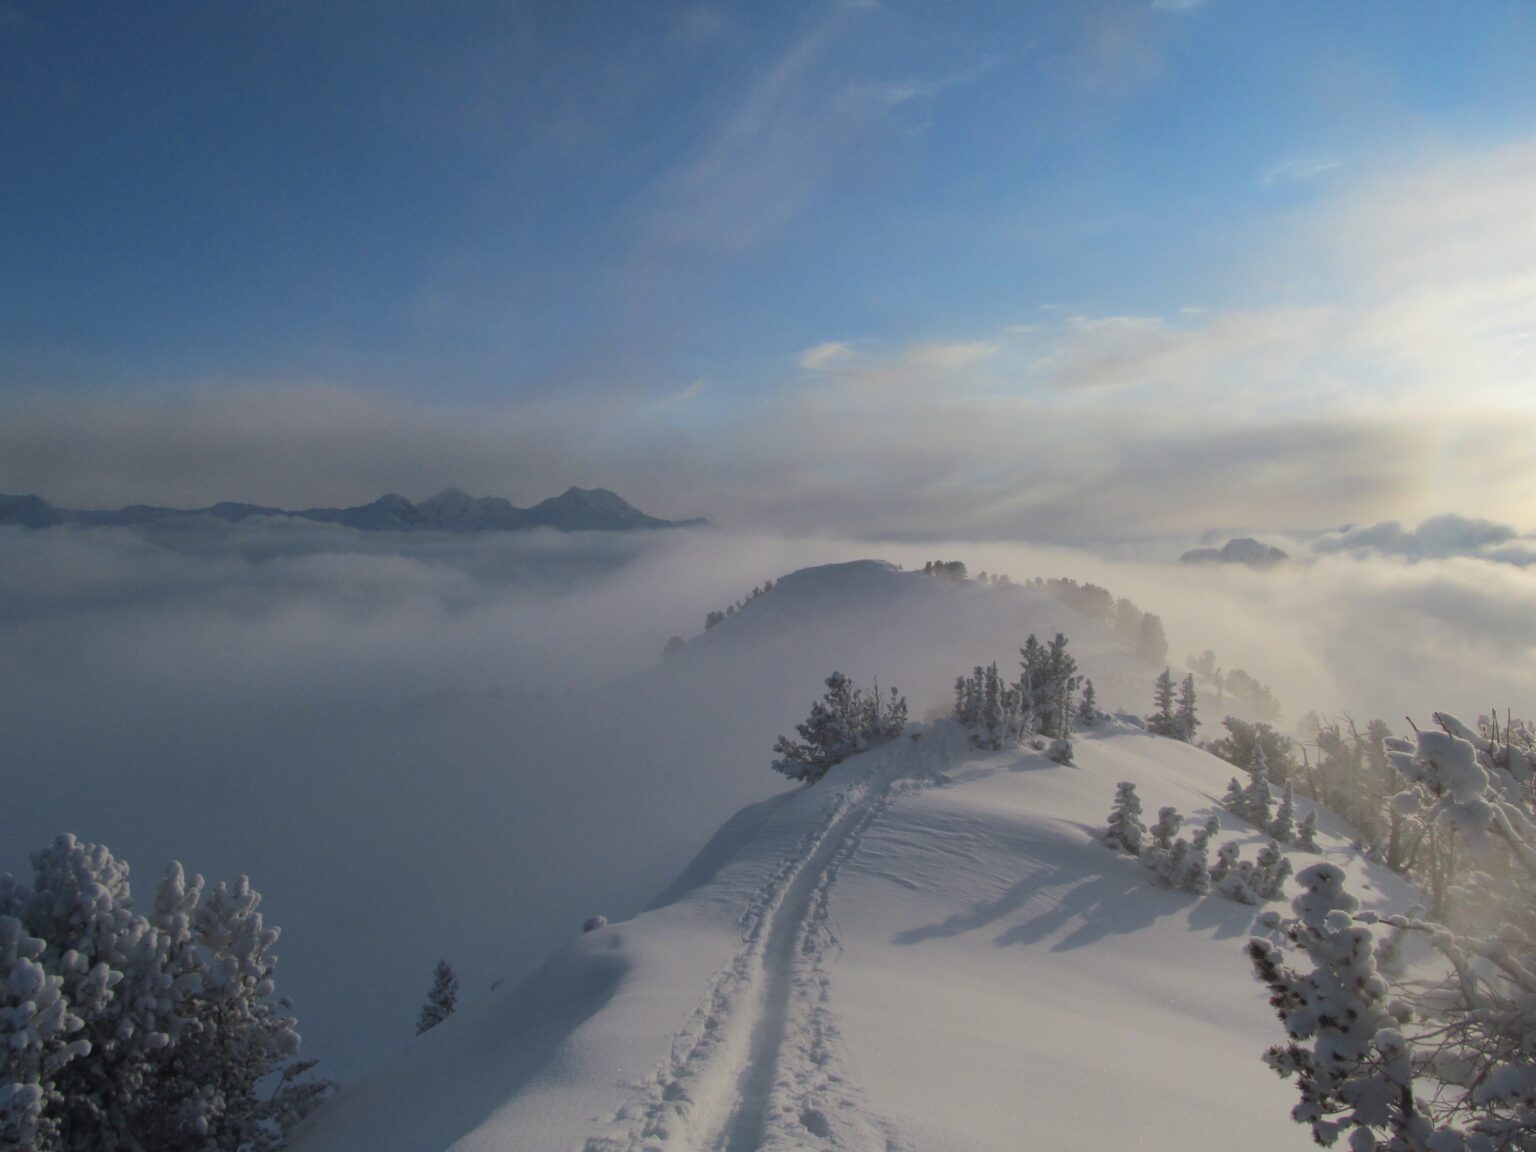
[0,488,709,533]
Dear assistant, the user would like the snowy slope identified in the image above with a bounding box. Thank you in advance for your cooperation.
[0,557,1266,1081]
[291,721,1417,1152]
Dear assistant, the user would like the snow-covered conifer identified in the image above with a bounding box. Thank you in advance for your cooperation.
[1221,776,1245,814]
[417,960,459,1036]
[1150,806,1183,851]
[0,915,86,1151]
[1247,864,1412,1149]
[1077,678,1100,726]
[1104,782,1146,856]
[1250,843,1292,901]
[1191,814,1219,851]
[1210,840,1240,888]
[1240,745,1274,828]
[0,837,326,1151]
[1175,674,1198,742]
[1147,668,1177,737]
[772,672,907,783]
[1270,783,1297,844]
[1295,808,1319,853]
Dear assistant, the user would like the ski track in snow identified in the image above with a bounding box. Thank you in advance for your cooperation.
[583,746,928,1152]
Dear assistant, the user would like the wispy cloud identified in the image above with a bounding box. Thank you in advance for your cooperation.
[663,378,708,406]
[1151,0,1205,12]
[799,341,856,370]
[1261,156,1342,187]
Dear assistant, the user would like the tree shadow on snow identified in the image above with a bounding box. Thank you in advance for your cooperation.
[892,832,1185,952]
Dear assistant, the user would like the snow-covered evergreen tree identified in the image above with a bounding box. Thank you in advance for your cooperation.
[1238,745,1275,829]
[1205,717,1297,785]
[1246,716,1536,1149]
[1147,668,1177,737]
[1104,782,1146,856]
[1143,810,1217,895]
[416,960,459,1036]
[1250,843,1292,901]
[1270,783,1297,844]
[0,836,327,1152]
[1175,674,1199,743]
[1247,864,1417,1149]
[1222,776,1246,813]
[1077,678,1100,726]
[1295,808,1319,853]
[0,916,86,1151]
[1150,806,1183,851]
[772,672,907,783]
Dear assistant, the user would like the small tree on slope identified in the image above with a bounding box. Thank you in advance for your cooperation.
[1175,673,1199,743]
[417,960,459,1035]
[1148,668,1178,737]
[1104,782,1147,855]
[771,672,907,784]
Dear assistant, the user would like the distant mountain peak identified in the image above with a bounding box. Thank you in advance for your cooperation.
[1179,537,1290,569]
[0,488,709,534]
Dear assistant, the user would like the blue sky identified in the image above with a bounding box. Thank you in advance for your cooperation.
[3,1,1535,538]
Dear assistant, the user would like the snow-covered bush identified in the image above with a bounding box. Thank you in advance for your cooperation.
[1210,839,1292,905]
[1150,806,1184,851]
[416,960,458,1036]
[771,672,908,783]
[1249,715,1536,1151]
[1104,782,1146,856]
[1144,814,1218,895]
[0,835,328,1151]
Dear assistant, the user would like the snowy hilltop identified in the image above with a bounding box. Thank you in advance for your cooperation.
[0,486,709,533]
[290,718,1416,1152]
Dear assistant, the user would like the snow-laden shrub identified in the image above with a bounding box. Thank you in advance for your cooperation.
[1210,839,1292,905]
[1250,714,1536,1151]
[1144,814,1219,895]
[0,835,328,1151]
[771,672,908,783]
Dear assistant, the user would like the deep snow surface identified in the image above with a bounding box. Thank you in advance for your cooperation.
[292,719,1416,1151]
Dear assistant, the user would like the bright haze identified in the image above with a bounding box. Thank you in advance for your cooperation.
[3,0,1536,1087]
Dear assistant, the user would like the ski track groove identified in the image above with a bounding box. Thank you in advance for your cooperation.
[582,745,934,1152]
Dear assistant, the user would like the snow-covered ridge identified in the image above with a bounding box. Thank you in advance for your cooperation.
[291,720,1416,1152]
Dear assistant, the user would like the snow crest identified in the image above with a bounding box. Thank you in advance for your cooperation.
[584,742,927,1152]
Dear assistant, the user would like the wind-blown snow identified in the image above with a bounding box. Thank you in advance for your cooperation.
[291,720,1417,1152]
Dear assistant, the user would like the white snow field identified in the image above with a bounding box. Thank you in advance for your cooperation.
[292,718,1416,1152]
